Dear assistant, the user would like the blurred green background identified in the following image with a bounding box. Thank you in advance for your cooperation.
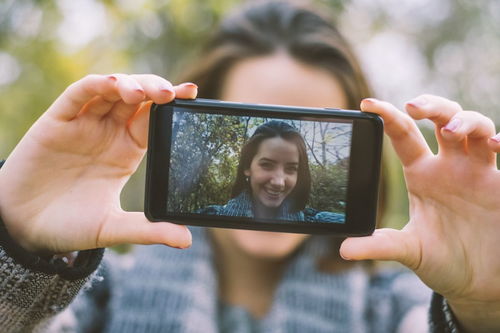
[1,0,499,230]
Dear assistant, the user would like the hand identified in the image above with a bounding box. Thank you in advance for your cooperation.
[0,74,197,254]
[340,95,500,332]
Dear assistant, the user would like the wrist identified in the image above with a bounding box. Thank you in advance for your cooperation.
[448,299,500,333]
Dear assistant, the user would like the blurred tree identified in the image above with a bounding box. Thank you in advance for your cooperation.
[168,112,248,212]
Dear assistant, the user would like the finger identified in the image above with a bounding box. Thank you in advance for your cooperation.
[405,94,463,154]
[48,74,121,120]
[99,212,192,249]
[128,101,152,149]
[104,100,143,124]
[108,74,178,123]
[361,98,431,167]
[78,95,115,119]
[173,82,198,99]
[87,74,161,122]
[129,74,176,104]
[405,95,463,126]
[126,82,198,149]
[440,111,496,164]
[112,74,147,105]
[339,228,421,270]
[488,133,500,153]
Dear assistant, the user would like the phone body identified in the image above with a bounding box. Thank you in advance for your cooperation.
[145,98,383,236]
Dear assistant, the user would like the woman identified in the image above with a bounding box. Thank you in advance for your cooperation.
[200,120,344,223]
[1,1,500,332]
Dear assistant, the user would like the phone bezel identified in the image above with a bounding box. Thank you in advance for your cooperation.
[145,98,383,236]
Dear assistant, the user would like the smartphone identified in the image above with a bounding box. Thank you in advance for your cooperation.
[145,98,383,236]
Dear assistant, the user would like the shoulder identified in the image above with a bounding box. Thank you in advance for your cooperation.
[366,266,432,332]
[303,207,345,223]
[369,267,431,300]
[196,205,225,215]
[196,193,252,217]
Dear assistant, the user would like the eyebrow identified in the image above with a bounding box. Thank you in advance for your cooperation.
[258,158,298,165]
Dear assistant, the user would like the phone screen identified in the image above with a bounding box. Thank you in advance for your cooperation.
[166,107,352,224]
[146,99,382,235]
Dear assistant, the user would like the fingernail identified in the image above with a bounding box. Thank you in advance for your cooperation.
[443,118,461,132]
[339,252,351,261]
[160,86,175,95]
[107,75,117,82]
[491,133,500,143]
[131,83,145,95]
[125,79,144,94]
[181,82,198,89]
[406,97,428,108]
[362,98,378,104]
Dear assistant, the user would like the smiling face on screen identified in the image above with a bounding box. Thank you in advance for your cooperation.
[244,136,299,217]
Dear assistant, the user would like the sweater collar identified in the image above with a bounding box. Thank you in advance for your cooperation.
[225,190,305,221]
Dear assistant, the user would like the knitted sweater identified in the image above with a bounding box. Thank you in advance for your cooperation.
[200,190,345,223]
[0,160,460,333]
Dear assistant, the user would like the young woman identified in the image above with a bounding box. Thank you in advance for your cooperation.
[200,120,344,223]
[1,1,500,332]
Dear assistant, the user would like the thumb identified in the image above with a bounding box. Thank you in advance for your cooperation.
[339,228,421,270]
[128,101,153,149]
[98,211,192,249]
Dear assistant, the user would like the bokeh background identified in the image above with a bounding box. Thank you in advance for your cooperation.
[1,0,499,229]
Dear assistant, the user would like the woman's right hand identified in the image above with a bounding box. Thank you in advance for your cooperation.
[0,74,196,255]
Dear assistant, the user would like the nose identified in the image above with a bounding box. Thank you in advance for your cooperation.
[270,170,286,189]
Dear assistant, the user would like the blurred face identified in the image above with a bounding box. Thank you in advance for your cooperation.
[213,52,348,259]
[245,137,299,215]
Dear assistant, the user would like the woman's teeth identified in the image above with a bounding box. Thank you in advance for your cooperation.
[266,189,282,196]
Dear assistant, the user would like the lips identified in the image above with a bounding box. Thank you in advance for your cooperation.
[264,188,284,199]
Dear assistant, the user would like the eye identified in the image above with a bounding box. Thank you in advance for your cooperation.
[259,161,274,170]
[285,165,298,174]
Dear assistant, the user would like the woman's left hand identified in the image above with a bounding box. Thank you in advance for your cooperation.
[340,95,500,332]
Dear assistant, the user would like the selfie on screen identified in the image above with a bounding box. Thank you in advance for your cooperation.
[167,112,352,223]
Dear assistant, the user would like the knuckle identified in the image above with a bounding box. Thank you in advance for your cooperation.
[417,93,434,100]
[449,100,462,112]
[153,74,170,82]
[83,74,99,81]
[479,114,495,130]
[420,94,462,113]
[400,112,416,131]
[391,115,415,140]
[464,111,495,130]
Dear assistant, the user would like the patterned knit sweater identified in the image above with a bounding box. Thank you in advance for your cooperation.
[199,190,345,223]
[0,160,460,333]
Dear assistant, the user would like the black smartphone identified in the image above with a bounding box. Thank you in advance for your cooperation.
[145,98,383,236]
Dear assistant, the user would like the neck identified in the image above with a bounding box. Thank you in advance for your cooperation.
[210,229,289,318]
[253,201,280,219]
[251,193,285,219]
